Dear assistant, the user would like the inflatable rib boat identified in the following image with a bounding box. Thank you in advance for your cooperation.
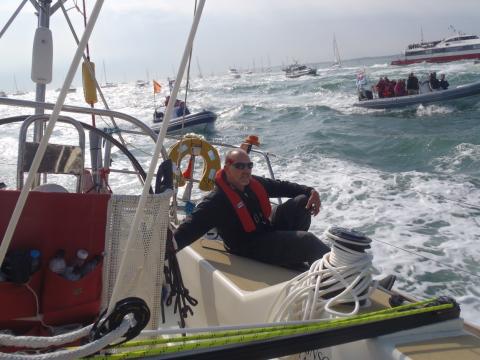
[151,110,217,134]
[354,80,480,109]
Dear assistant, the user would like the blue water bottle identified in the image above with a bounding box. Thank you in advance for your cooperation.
[30,249,41,274]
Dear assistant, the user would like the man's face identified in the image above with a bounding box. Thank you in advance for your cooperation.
[224,151,253,190]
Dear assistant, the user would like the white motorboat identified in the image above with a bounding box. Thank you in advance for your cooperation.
[283,62,317,78]
[229,68,241,79]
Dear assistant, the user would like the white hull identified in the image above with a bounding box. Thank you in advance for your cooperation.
[176,239,480,359]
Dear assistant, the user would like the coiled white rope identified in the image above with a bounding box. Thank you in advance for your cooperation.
[0,316,132,360]
[269,226,375,322]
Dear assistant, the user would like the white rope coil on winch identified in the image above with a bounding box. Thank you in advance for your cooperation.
[269,226,375,322]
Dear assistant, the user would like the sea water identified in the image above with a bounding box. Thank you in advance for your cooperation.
[0,56,479,326]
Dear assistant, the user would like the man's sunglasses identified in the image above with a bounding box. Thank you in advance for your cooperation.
[231,162,254,170]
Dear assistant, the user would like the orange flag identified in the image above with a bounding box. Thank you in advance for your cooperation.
[153,80,162,94]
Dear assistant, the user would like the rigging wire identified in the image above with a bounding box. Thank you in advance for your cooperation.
[62,1,146,187]
[371,237,480,279]
[178,0,198,138]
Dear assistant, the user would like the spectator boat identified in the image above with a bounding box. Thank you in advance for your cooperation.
[283,62,317,78]
[152,108,217,134]
[229,68,241,79]
[354,79,480,109]
[391,32,480,66]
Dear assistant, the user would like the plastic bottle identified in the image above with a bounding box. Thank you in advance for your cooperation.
[80,255,102,277]
[49,249,67,275]
[63,249,88,281]
[63,266,81,281]
[30,249,41,274]
[73,249,89,269]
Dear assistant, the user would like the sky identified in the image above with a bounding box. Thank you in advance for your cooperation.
[0,0,479,91]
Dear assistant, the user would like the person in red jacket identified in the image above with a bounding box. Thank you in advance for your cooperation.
[386,79,396,97]
[375,77,386,98]
[174,149,329,268]
[382,77,393,98]
[394,79,407,96]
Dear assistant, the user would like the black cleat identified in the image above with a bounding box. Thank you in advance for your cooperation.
[378,274,396,291]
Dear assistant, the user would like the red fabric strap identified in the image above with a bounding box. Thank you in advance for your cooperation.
[215,169,271,232]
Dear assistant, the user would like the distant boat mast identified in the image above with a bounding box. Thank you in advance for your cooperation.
[333,33,342,67]
[196,57,203,79]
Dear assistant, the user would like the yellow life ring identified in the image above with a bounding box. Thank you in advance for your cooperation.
[168,135,221,191]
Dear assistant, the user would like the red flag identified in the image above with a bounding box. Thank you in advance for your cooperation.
[153,80,162,94]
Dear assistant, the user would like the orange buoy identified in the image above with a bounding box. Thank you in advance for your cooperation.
[240,134,260,153]
[244,134,260,146]
[82,61,98,105]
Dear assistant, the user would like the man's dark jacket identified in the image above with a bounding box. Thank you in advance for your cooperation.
[174,175,313,252]
[407,75,419,90]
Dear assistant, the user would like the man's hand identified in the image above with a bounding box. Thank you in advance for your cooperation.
[306,189,321,216]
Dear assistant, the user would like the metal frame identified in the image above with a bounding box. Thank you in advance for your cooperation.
[17,114,86,192]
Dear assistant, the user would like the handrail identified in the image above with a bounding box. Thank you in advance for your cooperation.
[0,97,168,159]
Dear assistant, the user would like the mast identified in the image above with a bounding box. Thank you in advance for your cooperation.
[13,74,19,93]
[33,0,58,185]
[196,57,203,79]
[333,33,342,66]
[34,0,56,115]
[103,60,107,85]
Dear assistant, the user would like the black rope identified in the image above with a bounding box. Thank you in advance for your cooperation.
[162,227,198,328]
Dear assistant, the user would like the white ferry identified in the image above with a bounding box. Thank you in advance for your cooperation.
[391,34,480,65]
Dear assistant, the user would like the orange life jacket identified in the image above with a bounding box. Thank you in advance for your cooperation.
[215,169,272,232]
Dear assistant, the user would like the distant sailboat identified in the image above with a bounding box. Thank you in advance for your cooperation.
[12,74,27,96]
[196,57,203,79]
[332,34,342,68]
[265,54,272,72]
[101,60,117,88]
